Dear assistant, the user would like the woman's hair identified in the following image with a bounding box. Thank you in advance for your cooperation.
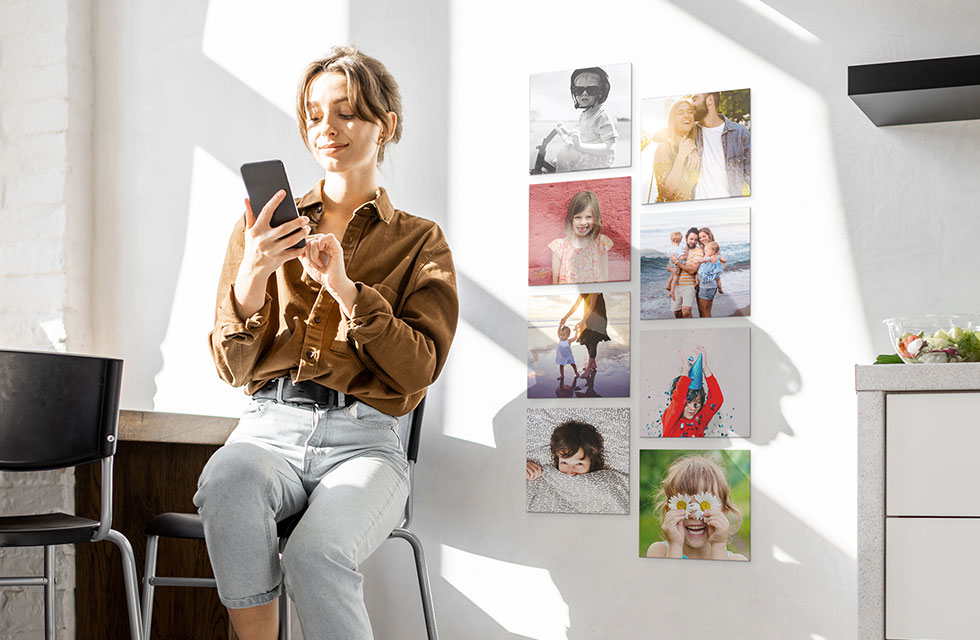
[549,420,605,471]
[564,191,602,240]
[669,375,706,408]
[295,45,403,163]
[698,227,715,243]
[670,231,682,243]
[654,455,743,537]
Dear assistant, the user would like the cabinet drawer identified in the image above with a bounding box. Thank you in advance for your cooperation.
[886,392,980,516]
[886,518,980,639]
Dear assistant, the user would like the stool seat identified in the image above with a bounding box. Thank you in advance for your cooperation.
[0,512,99,547]
[146,512,302,540]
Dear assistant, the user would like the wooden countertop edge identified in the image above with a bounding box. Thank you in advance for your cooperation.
[118,409,237,445]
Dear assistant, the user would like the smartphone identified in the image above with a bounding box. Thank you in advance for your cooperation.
[240,159,305,248]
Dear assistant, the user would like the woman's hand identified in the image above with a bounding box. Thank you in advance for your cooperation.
[526,460,543,481]
[677,137,696,161]
[683,148,700,173]
[704,508,731,545]
[233,192,310,319]
[661,509,687,548]
[299,233,358,314]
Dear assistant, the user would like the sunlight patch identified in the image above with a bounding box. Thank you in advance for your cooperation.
[441,545,569,640]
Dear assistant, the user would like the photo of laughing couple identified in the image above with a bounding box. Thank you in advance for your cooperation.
[641,89,750,204]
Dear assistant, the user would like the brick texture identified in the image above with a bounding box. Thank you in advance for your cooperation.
[0,0,92,636]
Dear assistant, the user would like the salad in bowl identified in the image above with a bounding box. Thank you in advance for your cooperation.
[884,315,980,364]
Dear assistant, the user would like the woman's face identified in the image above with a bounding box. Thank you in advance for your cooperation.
[683,395,703,419]
[670,101,695,136]
[557,448,592,476]
[304,72,385,176]
[699,230,712,246]
[571,208,595,237]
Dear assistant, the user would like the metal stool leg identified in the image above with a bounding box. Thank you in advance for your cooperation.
[106,529,144,640]
[141,535,160,639]
[390,529,438,640]
[43,545,55,640]
[278,589,291,640]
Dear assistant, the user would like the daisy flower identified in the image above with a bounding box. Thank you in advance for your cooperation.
[689,491,721,520]
[667,494,692,514]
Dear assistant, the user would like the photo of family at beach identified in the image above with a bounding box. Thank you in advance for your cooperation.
[638,449,750,561]
[529,177,631,286]
[640,208,750,320]
[639,327,750,438]
[529,63,632,175]
[527,292,629,399]
[527,407,630,515]
[640,89,750,204]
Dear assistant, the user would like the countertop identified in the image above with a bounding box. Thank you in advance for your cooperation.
[855,362,980,392]
[117,410,237,445]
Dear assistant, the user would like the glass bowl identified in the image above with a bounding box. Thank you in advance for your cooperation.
[883,315,980,364]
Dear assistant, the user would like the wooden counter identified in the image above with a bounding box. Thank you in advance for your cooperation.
[75,410,239,639]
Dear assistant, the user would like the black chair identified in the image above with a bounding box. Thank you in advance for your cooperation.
[142,396,438,639]
[0,349,143,640]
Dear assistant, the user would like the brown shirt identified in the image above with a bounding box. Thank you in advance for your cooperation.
[208,183,458,417]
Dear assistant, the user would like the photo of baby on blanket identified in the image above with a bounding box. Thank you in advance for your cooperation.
[638,449,750,561]
[640,328,750,438]
[526,408,629,515]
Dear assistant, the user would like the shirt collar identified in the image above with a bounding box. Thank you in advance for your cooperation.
[295,181,395,225]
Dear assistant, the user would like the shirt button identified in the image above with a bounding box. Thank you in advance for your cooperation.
[306,350,315,360]
[313,316,322,324]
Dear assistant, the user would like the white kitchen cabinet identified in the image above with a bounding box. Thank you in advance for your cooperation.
[856,364,980,640]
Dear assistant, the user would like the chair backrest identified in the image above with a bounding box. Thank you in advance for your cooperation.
[0,349,123,471]
[405,395,426,464]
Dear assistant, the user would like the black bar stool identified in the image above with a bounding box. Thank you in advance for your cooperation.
[0,349,143,640]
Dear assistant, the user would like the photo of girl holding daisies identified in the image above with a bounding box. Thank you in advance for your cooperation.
[638,450,750,561]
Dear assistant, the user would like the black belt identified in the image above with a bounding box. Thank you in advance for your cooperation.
[253,376,352,407]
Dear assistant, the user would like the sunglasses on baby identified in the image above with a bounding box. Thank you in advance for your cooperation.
[571,85,603,97]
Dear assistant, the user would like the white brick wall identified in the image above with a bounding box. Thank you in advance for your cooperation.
[0,0,94,636]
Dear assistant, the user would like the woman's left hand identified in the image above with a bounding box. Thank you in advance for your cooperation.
[300,233,358,310]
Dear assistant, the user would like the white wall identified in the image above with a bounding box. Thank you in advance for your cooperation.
[4,0,980,638]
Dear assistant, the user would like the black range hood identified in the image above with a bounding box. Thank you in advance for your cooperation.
[848,54,980,126]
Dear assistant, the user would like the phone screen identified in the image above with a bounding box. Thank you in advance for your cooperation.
[240,160,305,248]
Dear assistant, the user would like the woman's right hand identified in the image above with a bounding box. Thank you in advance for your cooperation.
[677,137,696,161]
[239,191,310,278]
[233,191,310,319]
[661,508,686,546]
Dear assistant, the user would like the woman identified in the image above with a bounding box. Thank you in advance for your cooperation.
[696,227,721,318]
[650,98,700,203]
[559,293,609,376]
[198,46,458,639]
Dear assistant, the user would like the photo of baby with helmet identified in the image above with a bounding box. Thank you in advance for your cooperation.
[529,63,632,175]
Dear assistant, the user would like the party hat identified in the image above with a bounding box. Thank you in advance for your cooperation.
[687,353,704,390]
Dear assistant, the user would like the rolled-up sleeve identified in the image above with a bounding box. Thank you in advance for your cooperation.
[348,241,458,396]
[207,216,275,387]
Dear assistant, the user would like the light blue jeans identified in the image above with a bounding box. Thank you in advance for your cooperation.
[194,398,410,639]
